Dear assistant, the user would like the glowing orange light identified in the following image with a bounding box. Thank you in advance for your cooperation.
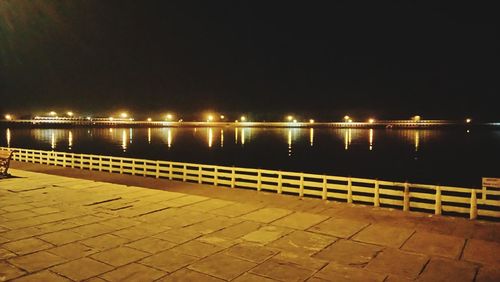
[287,115,293,121]
[120,112,128,118]
[147,118,152,122]
[67,111,74,117]
[49,111,57,116]
[309,119,315,124]
[241,116,246,122]
[368,118,375,124]
[5,114,12,120]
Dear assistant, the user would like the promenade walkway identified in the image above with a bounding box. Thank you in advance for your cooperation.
[1,163,499,281]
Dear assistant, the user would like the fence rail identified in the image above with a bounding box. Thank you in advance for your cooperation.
[2,147,499,220]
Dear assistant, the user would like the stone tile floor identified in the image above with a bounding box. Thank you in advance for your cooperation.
[0,168,499,281]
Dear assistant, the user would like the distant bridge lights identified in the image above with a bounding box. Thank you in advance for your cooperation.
[309,119,315,124]
[207,115,214,122]
[240,116,246,122]
[120,112,128,118]
[147,118,152,122]
[66,111,74,117]
[287,115,294,122]
[165,114,173,121]
[4,114,12,120]
[49,111,57,116]
[368,118,375,124]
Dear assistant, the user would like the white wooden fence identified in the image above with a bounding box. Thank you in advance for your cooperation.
[2,147,499,220]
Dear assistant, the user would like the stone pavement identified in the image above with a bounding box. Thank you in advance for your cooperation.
[1,167,499,282]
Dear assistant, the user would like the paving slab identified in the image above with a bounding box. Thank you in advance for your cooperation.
[271,212,329,230]
[81,234,130,251]
[233,273,278,282]
[51,257,114,281]
[312,262,387,282]
[46,242,97,260]
[125,237,177,254]
[169,240,223,258]
[8,251,66,273]
[313,239,383,267]
[267,230,336,255]
[475,265,500,282]
[100,263,166,282]
[402,231,465,259]
[249,258,315,282]
[158,268,224,282]
[352,224,414,248]
[365,248,429,279]
[462,238,500,266]
[0,261,26,280]
[188,253,257,280]
[240,207,293,223]
[90,246,149,267]
[2,238,54,256]
[417,257,477,282]
[225,242,279,263]
[140,250,199,272]
[308,218,369,238]
[242,225,292,244]
[10,270,70,282]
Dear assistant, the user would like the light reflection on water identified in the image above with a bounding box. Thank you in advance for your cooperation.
[19,127,442,153]
[2,126,499,186]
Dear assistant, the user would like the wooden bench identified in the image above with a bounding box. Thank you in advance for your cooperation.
[0,150,14,178]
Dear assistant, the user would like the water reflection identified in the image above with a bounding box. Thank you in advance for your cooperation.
[6,128,11,148]
[14,127,448,155]
[68,131,73,150]
[220,129,224,147]
[208,128,213,148]
[121,129,127,152]
[369,129,373,151]
[309,128,314,147]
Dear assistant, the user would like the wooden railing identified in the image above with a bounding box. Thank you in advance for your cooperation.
[2,147,499,220]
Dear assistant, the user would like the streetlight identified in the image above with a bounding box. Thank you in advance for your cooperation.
[120,112,128,118]
[220,115,225,120]
[344,115,350,122]
[309,119,315,124]
[166,114,173,121]
[49,111,57,116]
[287,115,293,122]
[466,118,472,123]
[368,118,375,124]
[67,111,74,117]
[147,118,152,122]
[207,115,214,122]
[5,114,12,120]
[240,116,246,122]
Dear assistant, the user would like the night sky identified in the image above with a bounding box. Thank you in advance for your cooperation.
[0,1,498,120]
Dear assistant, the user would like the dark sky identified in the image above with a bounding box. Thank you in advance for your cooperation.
[0,1,498,120]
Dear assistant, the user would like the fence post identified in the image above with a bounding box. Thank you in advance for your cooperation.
[198,166,202,184]
[347,177,353,203]
[156,161,160,178]
[63,153,67,167]
[482,185,487,202]
[470,189,477,220]
[231,168,235,188]
[322,176,328,200]
[120,159,124,174]
[434,186,442,215]
[374,180,380,207]
[257,170,262,191]
[183,165,187,182]
[277,172,283,194]
[403,182,410,212]
[71,153,75,168]
[89,156,93,171]
[299,174,304,198]
[80,155,84,169]
[143,161,147,176]
[214,167,219,186]
[99,156,103,171]
[132,160,136,175]
[169,163,173,180]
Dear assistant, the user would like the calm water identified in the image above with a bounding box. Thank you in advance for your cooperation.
[1,126,499,187]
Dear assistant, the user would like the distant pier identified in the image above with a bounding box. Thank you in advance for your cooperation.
[0,118,497,128]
